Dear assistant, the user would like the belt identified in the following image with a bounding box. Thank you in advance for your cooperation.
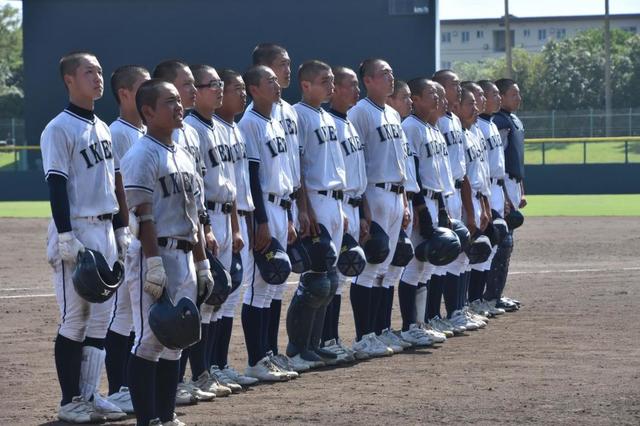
[290,188,300,200]
[375,182,404,194]
[507,174,522,183]
[157,237,193,253]
[206,201,233,214]
[81,213,113,221]
[237,210,250,217]
[405,191,415,201]
[267,194,292,209]
[491,178,505,186]
[475,192,484,200]
[346,196,362,208]
[318,189,344,201]
[420,189,440,200]
[454,179,464,189]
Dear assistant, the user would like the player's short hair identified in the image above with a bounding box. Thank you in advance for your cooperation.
[407,77,432,97]
[495,78,517,94]
[332,66,355,86]
[110,65,149,105]
[59,51,97,83]
[152,59,189,83]
[461,81,481,92]
[477,79,497,93]
[189,64,216,85]
[242,65,271,93]
[252,43,288,66]
[298,60,331,84]
[136,79,170,125]
[358,58,385,80]
[219,69,242,86]
[391,80,409,97]
[460,86,475,102]
[432,69,456,85]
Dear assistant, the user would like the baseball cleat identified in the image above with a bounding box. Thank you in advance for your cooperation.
[400,324,433,347]
[176,381,210,404]
[58,395,106,424]
[378,329,408,352]
[220,366,259,386]
[355,332,393,357]
[419,322,447,343]
[268,353,300,378]
[428,316,455,337]
[210,366,243,393]
[487,299,509,314]
[470,299,491,317]
[298,349,326,369]
[440,316,466,334]
[244,356,290,382]
[162,413,186,426]
[313,347,340,366]
[192,371,232,397]
[496,298,517,312]
[323,339,355,363]
[275,353,311,372]
[107,386,134,414]
[350,338,372,360]
[451,310,478,331]
[91,393,127,421]
[463,307,488,327]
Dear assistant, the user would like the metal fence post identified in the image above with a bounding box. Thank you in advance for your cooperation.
[583,141,587,164]
[542,142,545,165]
[625,141,629,163]
[630,108,633,136]
[551,110,556,138]
[589,108,594,137]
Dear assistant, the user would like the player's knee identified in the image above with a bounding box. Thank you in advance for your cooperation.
[298,272,331,309]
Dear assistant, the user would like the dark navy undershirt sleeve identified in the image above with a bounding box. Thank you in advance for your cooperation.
[412,155,426,208]
[249,161,268,224]
[47,174,72,233]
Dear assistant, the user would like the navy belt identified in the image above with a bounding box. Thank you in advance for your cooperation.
[206,201,233,214]
[375,183,405,194]
[267,194,292,209]
[157,237,193,253]
[318,189,344,200]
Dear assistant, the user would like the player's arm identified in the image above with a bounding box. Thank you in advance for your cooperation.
[519,182,527,208]
[230,200,244,252]
[248,159,271,252]
[480,195,491,231]
[460,176,477,236]
[358,195,372,243]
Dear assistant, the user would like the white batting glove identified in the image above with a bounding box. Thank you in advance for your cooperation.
[196,259,213,304]
[144,256,167,300]
[58,232,85,263]
[115,227,132,260]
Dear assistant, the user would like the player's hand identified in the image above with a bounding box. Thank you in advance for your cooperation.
[359,220,370,244]
[232,231,244,253]
[466,214,478,236]
[401,206,411,230]
[115,227,132,260]
[343,214,349,233]
[297,211,310,237]
[287,221,297,245]
[196,259,214,305]
[254,222,271,253]
[519,196,527,209]
[144,256,167,300]
[206,230,219,257]
[308,209,321,237]
[480,212,490,232]
[438,208,451,229]
[504,201,512,216]
[58,232,85,264]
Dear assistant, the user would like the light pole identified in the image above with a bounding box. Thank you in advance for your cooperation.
[505,0,513,78]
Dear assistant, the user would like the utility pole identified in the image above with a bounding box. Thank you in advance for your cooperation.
[604,0,612,136]
[505,0,513,78]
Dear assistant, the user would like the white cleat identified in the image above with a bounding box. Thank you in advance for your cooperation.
[163,413,186,426]
[464,307,487,327]
[428,317,454,338]
[192,371,232,397]
[377,329,406,352]
[354,332,394,357]
[177,381,210,404]
[268,353,300,379]
[221,366,259,386]
[441,316,467,334]
[470,299,490,318]
[390,329,414,349]
[486,299,507,315]
[323,339,354,363]
[92,393,127,421]
[350,338,372,360]
[210,366,243,393]
[451,310,478,331]
[107,386,134,414]
[400,323,434,347]
[419,322,447,343]
[244,356,290,382]
[58,396,106,424]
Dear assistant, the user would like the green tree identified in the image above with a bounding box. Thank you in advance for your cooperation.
[0,4,22,118]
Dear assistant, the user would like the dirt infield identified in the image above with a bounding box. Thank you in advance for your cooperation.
[1,217,639,425]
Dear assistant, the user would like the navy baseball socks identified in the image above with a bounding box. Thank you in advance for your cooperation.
[155,359,179,423]
[212,316,233,369]
[105,330,130,395]
[267,299,282,355]
[54,334,83,405]
[350,282,371,341]
[127,355,157,426]
[398,280,417,331]
[426,274,444,321]
[241,303,264,366]
[468,270,487,303]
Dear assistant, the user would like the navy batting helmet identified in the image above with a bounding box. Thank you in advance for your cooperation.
[391,229,414,267]
[465,234,492,264]
[363,221,390,264]
[492,218,509,244]
[449,219,471,251]
[254,238,292,285]
[301,224,337,273]
[287,237,312,274]
[229,252,243,293]
[72,249,124,303]
[203,250,232,308]
[337,233,366,277]
[424,227,461,266]
[149,290,201,350]
[505,209,524,230]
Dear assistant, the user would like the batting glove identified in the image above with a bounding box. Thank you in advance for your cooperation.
[115,227,132,260]
[196,259,214,305]
[144,256,167,300]
[58,232,85,263]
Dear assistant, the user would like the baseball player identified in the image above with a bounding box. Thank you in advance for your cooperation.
[105,64,150,415]
[286,60,346,367]
[251,44,301,358]
[238,65,296,381]
[212,69,259,386]
[121,78,213,426]
[41,51,127,423]
[321,66,368,360]
[489,78,527,311]
[348,58,409,357]
[374,80,417,351]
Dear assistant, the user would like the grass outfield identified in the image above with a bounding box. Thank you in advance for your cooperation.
[2,195,639,218]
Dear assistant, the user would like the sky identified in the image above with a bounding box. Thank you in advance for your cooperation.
[1,0,639,20]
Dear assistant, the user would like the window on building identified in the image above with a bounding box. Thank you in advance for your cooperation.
[557,28,566,39]
[441,32,451,43]
[523,29,530,38]
[477,30,484,39]
[538,29,547,40]
[493,30,515,52]
[462,31,470,43]
[621,26,637,34]
[441,61,452,69]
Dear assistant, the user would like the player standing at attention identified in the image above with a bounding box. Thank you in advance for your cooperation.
[239,65,296,381]
[251,44,301,358]
[490,78,527,311]
[322,66,368,360]
[348,58,410,357]
[122,78,213,426]
[42,51,125,423]
[105,65,150,415]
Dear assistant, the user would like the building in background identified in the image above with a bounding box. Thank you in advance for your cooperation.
[440,13,640,68]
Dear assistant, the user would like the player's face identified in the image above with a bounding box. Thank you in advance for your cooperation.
[173,66,197,109]
[256,69,281,104]
[435,86,448,116]
[472,87,486,113]
[501,84,521,112]
[369,61,394,97]
[222,76,246,115]
[418,83,439,112]
[309,69,335,103]
[269,52,291,89]
[69,55,104,101]
[484,84,501,113]
[442,73,462,107]
[332,71,360,107]
[148,83,184,131]
[459,92,478,123]
[389,86,412,119]
[121,72,151,109]
[195,68,224,110]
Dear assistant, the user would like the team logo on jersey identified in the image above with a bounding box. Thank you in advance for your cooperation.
[314,125,338,145]
[424,138,442,158]
[158,171,195,198]
[376,124,403,143]
[280,118,298,136]
[231,141,247,163]
[266,136,287,157]
[79,139,113,169]
[466,144,486,163]
[486,134,503,150]
[340,135,363,157]
[445,130,464,147]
